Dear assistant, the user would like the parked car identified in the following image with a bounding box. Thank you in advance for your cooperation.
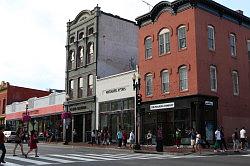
[3,131,16,143]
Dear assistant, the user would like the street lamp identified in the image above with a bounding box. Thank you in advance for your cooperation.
[24,101,29,142]
[132,73,141,150]
[63,94,70,145]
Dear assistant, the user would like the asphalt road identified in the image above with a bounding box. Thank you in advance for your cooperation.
[2,143,250,166]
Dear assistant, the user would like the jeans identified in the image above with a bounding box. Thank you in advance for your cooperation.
[0,143,6,162]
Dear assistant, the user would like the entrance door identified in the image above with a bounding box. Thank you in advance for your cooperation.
[74,114,83,142]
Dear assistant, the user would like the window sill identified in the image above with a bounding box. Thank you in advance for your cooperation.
[145,57,153,61]
[180,89,188,93]
[159,52,171,57]
[178,47,187,52]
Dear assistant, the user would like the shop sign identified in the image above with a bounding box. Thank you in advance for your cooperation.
[205,101,213,106]
[150,102,175,110]
[69,105,87,111]
[105,86,127,94]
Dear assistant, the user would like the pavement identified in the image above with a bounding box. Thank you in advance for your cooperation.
[40,141,250,156]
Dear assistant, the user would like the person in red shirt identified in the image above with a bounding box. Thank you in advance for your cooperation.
[0,126,6,164]
[25,130,39,158]
[122,130,127,147]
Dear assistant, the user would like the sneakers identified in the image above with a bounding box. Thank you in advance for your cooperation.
[1,161,6,163]
[35,155,39,157]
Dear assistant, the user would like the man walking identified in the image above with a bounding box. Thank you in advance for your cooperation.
[0,126,6,164]
[240,127,247,150]
[214,127,222,152]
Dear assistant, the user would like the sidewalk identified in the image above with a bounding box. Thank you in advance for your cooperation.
[41,142,250,156]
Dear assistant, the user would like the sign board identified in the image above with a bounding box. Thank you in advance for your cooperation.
[205,101,213,106]
[150,102,175,110]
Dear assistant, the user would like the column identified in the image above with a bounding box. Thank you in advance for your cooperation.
[71,116,74,143]
[82,115,86,142]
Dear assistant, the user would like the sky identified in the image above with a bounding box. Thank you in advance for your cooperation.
[0,0,249,91]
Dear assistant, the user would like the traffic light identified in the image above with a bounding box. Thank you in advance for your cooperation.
[136,94,142,106]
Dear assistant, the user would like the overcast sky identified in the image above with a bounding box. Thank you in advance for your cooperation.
[0,0,249,91]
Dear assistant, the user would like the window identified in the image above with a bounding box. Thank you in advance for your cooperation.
[79,32,84,40]
[247,40,250,60]
[179,66,188,91]
[208,26,215,50]
[87,74,94,96]
[68,50,75,70]
[178,26,187,50]
[145,37,152,59]
[70,36,75,44]
[69,80,74,98]
[161,70,169,93]
[210,66,217,92]
[88,27,94,35]
[145,74,153,96]
[159,29,170,55]
[230,34,236,57]
[77,46,84,67]
[78,77,83,98]
[232,71,239,95]
[87,42,94,64]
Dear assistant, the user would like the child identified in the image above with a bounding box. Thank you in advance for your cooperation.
[25,131,39,158]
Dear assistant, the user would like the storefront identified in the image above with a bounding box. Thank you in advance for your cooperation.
[140,95,218,145]
[96,70,136,142]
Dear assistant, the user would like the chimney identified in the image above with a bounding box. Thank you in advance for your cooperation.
[236,10,243,15]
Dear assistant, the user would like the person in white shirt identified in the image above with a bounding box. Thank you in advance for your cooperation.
[214,128,222,152]
[129,130,135,149]
[240,127,247,150]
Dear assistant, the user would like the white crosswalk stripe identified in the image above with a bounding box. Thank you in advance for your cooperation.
[2,153,250,165]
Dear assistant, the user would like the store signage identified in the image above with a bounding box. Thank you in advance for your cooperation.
[150,102,175,110]
[69,105,87,111]
[105,87,126,94]
[205,101,213,106]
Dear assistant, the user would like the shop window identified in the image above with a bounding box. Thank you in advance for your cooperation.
[178,26,187,50]
[145,36,152,59]
[86,42,94,64]
[87,74,93,96]
[210,65,217,92]
[179,66,188,91]
[99,103,109,112]
[159,28,170,55]
[232,70,239,95]
[78,77,83,98]
[208,25,215,50]
[230,33,236,57]
[146,73,153,96]
[111,101,118,111]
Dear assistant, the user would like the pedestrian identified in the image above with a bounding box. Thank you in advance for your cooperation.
[188,128,196,152]
[232,128,239,152]
[195,131,202,154]
[117,129,123,148]
[156,127,163,152]
[175,128,181,149]
[129,130,135,149]
[122,130,127,147]
[0,126,6,164]
[240,127,247,150]
[146,130,152,146]
[73,129,77,142]
[214,127,222,152]
[220,127,228,151]
[91,130,96,145]
[25,130,39,158]
[13,127,25,156]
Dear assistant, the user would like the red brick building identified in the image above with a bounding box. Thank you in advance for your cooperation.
[136,0,250,145]
[0,81,51,125]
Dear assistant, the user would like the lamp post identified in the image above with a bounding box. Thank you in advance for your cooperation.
[63,94,70,145]
[132,73,141,150]
[25,101,29,142]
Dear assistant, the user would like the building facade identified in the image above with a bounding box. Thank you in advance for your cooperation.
[65,6,138,142]
[5,92,65,141]
[136,0,250,145]
[0,81,51,125]
[96,70,136,142]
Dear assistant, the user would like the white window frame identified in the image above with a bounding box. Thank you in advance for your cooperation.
[232,71,239,95]
[208,26,215,50]
[178,26,187,50]
[145,37,152,59]
[230,33,236,57]
[146,74,153,96]
[179,66,188,91]
[210,66,217,92]
[159,29,170,55]
[161,70,170,93]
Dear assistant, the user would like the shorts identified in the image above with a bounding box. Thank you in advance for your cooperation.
[191,139,196,146]
[240,138,246,143]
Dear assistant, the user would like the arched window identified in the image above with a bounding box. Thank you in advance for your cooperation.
[87,42,94,64]
[232,70,239,95]
[78,77,83,98]
[145,73,153,96]
[87,74,94,96]
[208,25,215,50]
[230,33,236,57]
[178,26,187,50]
[210,65,217,92]
[159,28,170,55]
[77,46,84,67]
[145,36,152,59]
[179,66,188,91]
[161,70,169,93]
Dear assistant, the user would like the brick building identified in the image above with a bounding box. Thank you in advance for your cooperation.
[136,0,250,145]
[0,81,51,125]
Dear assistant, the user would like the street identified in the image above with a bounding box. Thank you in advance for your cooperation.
[1,143,249,166]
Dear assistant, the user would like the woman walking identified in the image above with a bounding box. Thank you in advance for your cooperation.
[25,131,39,158]
[13,127,25,156]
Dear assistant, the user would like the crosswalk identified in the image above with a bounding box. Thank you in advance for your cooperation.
[2,153,250,165]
